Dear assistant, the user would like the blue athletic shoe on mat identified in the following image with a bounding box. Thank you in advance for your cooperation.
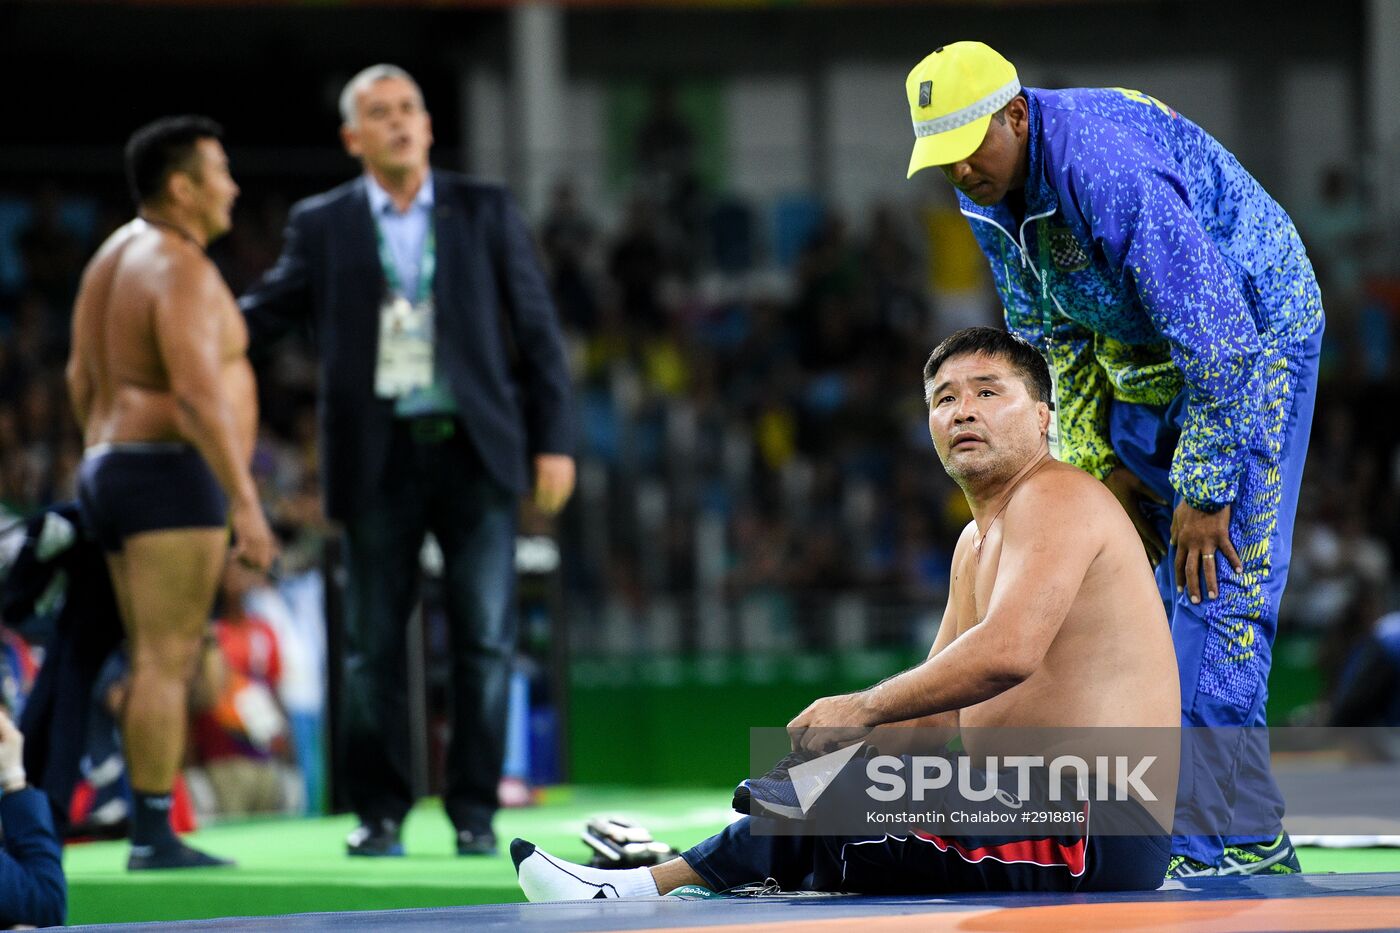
[732,749,813,819]
[1165,854,1217,879]
[1218,833,1301,875]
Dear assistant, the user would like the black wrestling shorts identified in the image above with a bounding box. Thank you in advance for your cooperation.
[77,443,228,552]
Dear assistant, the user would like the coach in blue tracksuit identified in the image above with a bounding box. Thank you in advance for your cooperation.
[904,42,1323,878]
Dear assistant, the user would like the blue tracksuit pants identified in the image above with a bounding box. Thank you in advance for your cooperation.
[1110,325,1322,864]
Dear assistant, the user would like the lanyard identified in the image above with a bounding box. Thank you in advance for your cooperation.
[1034,218,1064,461]
[373,212,436,305]
[1035,220,1055,348]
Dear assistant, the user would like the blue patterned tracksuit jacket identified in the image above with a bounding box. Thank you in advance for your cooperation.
[959,87,1321,507]
[958,87,1325,862]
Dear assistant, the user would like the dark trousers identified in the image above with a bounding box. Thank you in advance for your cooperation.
[682,817,1169,895]
[339,418,518,832]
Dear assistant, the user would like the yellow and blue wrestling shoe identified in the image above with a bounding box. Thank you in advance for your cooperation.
[1165,854,1218,879]
[1218,834,1302,875]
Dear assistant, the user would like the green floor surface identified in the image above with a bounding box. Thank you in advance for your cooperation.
[65,787,730,925]
[63,787,1400,926]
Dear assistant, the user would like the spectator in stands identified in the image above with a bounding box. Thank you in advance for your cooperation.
[1319,584,1400,729]
[540,180,601,333]
[188,558,296,820]
[1328,609,1400,729]
[17,186,83,310]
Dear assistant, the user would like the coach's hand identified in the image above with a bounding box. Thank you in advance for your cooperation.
[1171,501,1242,605]
[231,499,279,574]
[533,454,576,516]
[1104,466,1167,565]
[788,693,875,754]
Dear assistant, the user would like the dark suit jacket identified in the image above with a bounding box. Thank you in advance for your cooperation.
[0,787,67,928]
[240,170,574,521]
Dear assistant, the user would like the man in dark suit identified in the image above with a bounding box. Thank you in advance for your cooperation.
[240,64,575,856]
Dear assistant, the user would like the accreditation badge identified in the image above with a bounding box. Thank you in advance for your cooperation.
[374,295,434,398]
[1047,368,1062,461]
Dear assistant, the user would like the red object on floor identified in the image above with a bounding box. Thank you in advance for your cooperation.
[68,772,198,833]
[68,779,94,828]
[171,773,197,833]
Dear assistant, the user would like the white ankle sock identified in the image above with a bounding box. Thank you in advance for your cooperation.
[512,840,660,901]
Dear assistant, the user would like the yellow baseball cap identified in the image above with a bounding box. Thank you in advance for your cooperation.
[905,42,1020,178]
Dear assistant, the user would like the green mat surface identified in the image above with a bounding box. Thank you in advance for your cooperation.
[63,787,1400,926]
[65,788,731,925]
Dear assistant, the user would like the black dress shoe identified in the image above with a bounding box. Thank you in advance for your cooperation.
[456,828,498,855]
[128,840,236,871]
[347,818,404,857]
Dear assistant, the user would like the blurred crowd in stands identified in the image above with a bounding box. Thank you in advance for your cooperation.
[2,147,1400,828]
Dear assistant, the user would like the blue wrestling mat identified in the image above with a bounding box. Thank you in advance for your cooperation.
[64,872,1400,932]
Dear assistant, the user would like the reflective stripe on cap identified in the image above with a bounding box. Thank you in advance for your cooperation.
[913,79,1022,139]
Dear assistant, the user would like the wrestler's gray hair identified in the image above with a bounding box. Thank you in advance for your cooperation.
[339,64,425,127]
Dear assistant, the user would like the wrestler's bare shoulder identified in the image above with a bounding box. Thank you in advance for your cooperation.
[1011,460,1123,530]
[953,519,977,554]
[947,520,977,579]
[86,221,215,294]
[89,219,145,262]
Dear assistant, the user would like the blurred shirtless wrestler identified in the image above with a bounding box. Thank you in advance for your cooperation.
[65,115,277,870]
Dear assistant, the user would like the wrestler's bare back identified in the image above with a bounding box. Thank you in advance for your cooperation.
[950,460,1179,731]
[69,220,256,457]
